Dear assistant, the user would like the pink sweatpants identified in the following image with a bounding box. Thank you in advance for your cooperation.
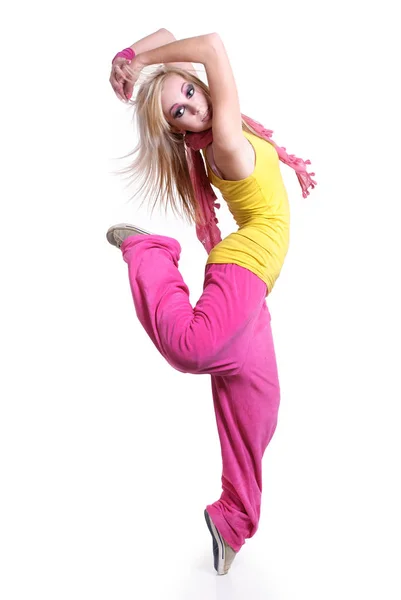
[121,234,280,553]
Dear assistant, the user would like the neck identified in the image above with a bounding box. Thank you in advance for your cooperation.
[185,128,213,151]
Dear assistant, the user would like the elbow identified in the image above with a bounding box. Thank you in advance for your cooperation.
[159,27,175,40]
[207,32,223,48]
[204,32,224,61]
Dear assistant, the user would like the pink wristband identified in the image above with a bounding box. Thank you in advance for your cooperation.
[112,47,135,63]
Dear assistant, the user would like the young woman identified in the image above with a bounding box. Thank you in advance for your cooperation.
[107,28,316,576]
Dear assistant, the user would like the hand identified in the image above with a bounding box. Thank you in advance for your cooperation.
[120,58,143,101]
[109,57,142,102]
[109,57,132,102]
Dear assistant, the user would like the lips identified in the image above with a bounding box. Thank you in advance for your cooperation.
[202,108,211,122]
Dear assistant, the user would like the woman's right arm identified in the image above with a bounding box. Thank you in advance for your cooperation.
[110,28,195,100]
[126,33,250,179]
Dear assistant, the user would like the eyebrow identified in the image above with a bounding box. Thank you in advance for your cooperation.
[169,82,187,118]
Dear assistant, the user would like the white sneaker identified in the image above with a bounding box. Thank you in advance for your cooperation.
[106,223,152,249]
[204,510,237,575]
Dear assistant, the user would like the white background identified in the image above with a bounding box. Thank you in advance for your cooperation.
[1,1,400,598]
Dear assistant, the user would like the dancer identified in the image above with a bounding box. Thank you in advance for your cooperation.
[107,29,316,575]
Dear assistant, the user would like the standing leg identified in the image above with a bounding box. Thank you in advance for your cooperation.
[206,301,280,553]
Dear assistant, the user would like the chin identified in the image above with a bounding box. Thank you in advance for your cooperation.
[187,123,211,134]
[200,120,213,132]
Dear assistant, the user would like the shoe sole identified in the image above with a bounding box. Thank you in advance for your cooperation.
[204,510,226,576]
[106,223,152,247]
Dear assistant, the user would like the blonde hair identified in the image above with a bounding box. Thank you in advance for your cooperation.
[122,65,263,225]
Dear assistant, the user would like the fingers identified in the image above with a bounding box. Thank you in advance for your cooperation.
[123,79,134,100]
[114,64,126,82]
[121,63,132,78]
[109,72,125,101]
[120,64,134,99]
[110,77,126,102]
[110,59,133,102]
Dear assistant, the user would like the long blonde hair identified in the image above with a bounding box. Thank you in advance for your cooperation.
[122,65,261,225]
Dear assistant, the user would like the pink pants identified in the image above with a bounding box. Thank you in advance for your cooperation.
[121,234,280,553]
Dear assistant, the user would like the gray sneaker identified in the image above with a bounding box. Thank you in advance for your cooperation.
[204,510,237,575]
[106,223,152,249]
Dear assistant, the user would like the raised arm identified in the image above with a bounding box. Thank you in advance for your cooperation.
[130,33,245,157]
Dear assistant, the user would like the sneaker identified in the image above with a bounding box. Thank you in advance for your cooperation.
[204,510,237,575]
[106,223,152,249]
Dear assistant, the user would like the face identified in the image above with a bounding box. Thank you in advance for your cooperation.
[161,74,212,133]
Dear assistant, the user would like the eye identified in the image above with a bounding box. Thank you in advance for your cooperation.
[174,107,185,119]
[173,85,195,119]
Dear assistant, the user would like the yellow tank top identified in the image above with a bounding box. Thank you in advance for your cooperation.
[203,130,290,294]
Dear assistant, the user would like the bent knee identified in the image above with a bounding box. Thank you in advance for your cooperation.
[164,345,245,376]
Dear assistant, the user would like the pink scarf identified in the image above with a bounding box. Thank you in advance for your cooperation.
[185,114,317,253]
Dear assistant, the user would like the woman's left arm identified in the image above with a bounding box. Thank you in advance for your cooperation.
[128,33,244,152]
[126,28,196,72]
